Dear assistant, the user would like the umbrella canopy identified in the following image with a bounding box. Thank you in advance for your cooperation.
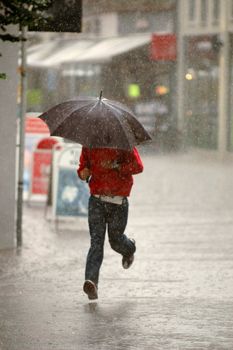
[38,94,152,150]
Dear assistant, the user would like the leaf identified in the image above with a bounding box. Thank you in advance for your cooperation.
[0,73,7,80]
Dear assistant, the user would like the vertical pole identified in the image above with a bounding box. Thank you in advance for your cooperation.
[177,0,185,134]
[16,26,27,247]
[218,0,230,158]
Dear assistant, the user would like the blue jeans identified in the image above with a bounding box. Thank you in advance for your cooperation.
[85,195,136,285]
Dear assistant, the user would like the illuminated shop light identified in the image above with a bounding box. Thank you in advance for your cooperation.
[185,73,193,80]
[155,85,169,95]
[128,84,140,98]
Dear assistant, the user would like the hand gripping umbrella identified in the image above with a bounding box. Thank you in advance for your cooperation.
[38,92,152,150]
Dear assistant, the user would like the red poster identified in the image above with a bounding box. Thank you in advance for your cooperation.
[31,151,52,195]
[150,34,176,61]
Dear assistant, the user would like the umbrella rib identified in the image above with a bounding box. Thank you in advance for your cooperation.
[105,100,151,143]
[105,100,136,117]
[103,101,134,149]
[84,100,100,116]
[51,100,98,135]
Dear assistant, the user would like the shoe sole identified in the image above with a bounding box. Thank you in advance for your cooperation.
[122,255,134,269]
[83,280,98,300]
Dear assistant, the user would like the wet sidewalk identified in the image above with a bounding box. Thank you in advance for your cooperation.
[1,150,233,350]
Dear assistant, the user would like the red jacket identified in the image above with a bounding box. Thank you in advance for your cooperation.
[77,147,143,197]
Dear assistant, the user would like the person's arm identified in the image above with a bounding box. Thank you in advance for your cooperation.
[119,147,143,176]
[77,147,91,180]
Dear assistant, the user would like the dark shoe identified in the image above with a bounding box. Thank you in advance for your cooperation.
[83,280,98,300]
[122,239,136,269]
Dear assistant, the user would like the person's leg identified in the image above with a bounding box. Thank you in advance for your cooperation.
[107,198,136,257]
[85,196,106,286]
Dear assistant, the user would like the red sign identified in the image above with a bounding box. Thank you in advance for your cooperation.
[37,137,58,150]
[31,151,52,195]
[25,116,49,134]
[150,34,176,61]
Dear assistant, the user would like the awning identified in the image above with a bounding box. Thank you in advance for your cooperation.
[27,33,151,67]
[27,39,94,67]
[26,41,61,67]
[74,33,151,63]
[38,40,94,67]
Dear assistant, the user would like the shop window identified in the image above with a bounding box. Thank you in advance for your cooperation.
[186,0,221,30]
[118,11,174,35]
[200,0,208,26]
[94,18,101,35]
[230,0,233,22]
[188,0,197,22]
[82,16,101,35]
[212,0,220,24]
[184,35,219,150]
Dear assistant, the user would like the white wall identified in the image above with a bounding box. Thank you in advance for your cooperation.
[0,27,19,249]
[100,13,118,37]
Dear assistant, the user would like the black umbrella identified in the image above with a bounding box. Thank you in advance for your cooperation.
[38,92,152,150]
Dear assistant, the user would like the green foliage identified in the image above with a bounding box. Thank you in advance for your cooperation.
[0,0,52,42]
[0,73,7,80]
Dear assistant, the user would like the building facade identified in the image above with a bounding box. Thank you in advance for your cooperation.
[82,0,175,37]
[177,0,233,156]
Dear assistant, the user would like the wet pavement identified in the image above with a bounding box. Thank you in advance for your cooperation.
[1,149,233,349]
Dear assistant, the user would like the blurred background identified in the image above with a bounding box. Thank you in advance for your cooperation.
[24,0,233,154]
[1,0,233,246]
[26,0,178,151]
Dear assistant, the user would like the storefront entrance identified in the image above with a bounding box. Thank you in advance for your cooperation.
[184,35,219,150]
